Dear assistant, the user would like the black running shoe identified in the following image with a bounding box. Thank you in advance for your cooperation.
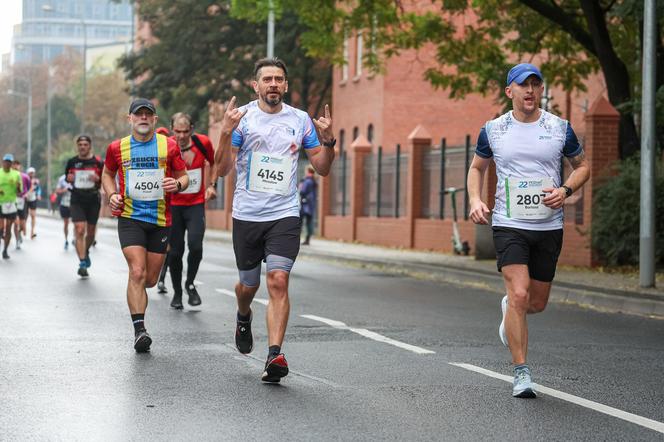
[2,250,9,259]
[235,312,253,354]
[134,329,152,353]
[261,353,289,383]
[186,284,201,306]
[170,292,183,309]
[157,281,167,294]
[77,266,88,277]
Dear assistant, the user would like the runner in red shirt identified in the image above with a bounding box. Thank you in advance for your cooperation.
[166,112,218,309]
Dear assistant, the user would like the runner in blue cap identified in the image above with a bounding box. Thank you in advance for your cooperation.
[467,62,590,398]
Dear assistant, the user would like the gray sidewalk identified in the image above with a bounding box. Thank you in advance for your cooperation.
[43,209,664,319]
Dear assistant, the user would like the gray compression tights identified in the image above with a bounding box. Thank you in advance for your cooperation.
[238,254,294,287]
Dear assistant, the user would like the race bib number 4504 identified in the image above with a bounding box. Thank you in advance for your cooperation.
[127,169,164,201]
[506,177,554,220]
[247,152,291,196]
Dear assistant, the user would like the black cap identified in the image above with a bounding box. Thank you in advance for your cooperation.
[129,98,156,115]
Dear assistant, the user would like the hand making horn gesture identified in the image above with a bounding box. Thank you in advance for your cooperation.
[222,96,247,133]
[313,104,334,145]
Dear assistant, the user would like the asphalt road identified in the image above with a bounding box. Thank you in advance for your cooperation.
[1,216,663,441]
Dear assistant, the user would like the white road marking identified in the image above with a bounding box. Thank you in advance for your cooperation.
[301,314,435,355]
[215,288,268,306]
[449,363,664,434]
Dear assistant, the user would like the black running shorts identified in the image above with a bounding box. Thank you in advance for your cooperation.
[27,200,37,210]
[59,205,71,219]
[117,217,170,254]
[70,194,101,225]
[493,226,563,282]
[232,216,302,271]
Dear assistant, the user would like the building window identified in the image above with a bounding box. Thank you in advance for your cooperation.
[367,124,374,143]
[339,129,345,155]
[354,32,363,78]
[352,126,359,142]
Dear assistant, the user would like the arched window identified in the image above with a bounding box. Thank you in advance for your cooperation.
[352,126,359,142]
[367,124,374,143]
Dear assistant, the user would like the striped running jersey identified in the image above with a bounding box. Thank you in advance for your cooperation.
[104,134,186,226]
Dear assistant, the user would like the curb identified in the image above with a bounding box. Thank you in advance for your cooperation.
[40,210,664,319]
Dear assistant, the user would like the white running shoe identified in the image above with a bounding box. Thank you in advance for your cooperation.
[513,365,537,398]
[499,295,508,347]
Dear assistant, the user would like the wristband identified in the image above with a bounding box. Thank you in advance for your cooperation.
[176,180,182,192]
[323,138,336,148]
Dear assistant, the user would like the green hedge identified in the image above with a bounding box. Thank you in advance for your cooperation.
[592,156,664,266]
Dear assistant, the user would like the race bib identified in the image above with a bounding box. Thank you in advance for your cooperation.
[74,170,97,189]
[15,197,25,211]
[506,177,554,220]
[1,202,17,215]
[180,168,201,194]
[61,192,71,207]
[127,169,164,201]
[26,191,36,202]
[247,152,291,196]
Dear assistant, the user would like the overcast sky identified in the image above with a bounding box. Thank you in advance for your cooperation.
[1,0,22,62]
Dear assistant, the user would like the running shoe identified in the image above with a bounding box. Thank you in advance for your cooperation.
[84,253,91,268]
[134,329,152,353]
[513,365,537,398]
[186,284,201,306]
[170,292,183,310]
[157,281,167,294]
[499,295,508,347]
[64,240,68,250]
[2,250,9,259]
[261,353,289,383]
[77,266,89,277]
[235,312,253,354]
[15,242,21,250]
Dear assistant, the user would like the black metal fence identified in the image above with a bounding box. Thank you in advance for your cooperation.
[362,145,409,217]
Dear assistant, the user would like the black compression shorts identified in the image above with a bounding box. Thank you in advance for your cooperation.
[117,217,170,254]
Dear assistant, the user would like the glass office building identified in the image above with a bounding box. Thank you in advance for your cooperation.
[12,0,133,65]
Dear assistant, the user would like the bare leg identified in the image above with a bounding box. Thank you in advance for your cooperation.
[265,270,290,347]
[502,265,531,365]
[235,282,259,317]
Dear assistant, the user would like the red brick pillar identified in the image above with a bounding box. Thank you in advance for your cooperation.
[406,125,431,248]
[318,146,340,237]
[350,135,372,240]
[584,96,620,264]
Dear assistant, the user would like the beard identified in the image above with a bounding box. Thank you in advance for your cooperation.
[134,123,152,135]
[261,91,283,106]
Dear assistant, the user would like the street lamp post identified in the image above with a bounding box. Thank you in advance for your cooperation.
[42,4,87,134]
[47,67,54,211]
[7,89,33,168]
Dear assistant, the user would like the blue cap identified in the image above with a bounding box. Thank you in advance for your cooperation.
[2,153,14,162]
[506,63,543,86]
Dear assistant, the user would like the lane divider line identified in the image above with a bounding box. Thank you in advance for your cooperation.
[301,314,435,355]
[215,288,269,306]
[449,362,664,434]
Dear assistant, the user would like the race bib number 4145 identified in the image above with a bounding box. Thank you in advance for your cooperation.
[506,177,554,220]
[247,152,291,196]
[127,169,164,201]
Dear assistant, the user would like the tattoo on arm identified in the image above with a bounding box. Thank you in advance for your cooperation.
[568,150,586,169]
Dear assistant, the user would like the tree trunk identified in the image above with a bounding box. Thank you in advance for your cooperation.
[580,0,639,158]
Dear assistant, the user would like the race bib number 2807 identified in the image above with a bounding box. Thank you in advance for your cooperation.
[506,177,554,220]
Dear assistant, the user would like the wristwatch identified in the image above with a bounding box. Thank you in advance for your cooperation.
[176,180,182,192]
[323,138,337,148]
[562,185,573,198]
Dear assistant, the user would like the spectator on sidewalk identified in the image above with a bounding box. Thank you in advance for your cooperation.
[299,166,317,245]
